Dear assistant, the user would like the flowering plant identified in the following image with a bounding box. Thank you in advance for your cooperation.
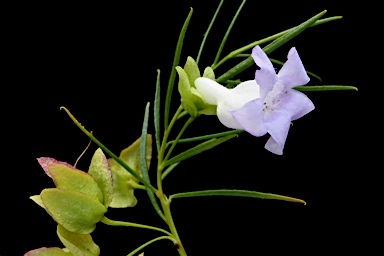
[24,1,357,255]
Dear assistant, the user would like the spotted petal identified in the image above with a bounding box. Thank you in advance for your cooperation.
[231,98,267,137]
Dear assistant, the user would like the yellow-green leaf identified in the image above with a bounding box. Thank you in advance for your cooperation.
[57,224,100,256]
[41,188,107,234]
[24,247,73,256]
[108,136,152,208]
[88,148,113,207]
[48,164,104,204]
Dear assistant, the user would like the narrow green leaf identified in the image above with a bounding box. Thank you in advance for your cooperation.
[154,69,161,152]
[60,107,157,193]
[212,0,247,66]
[161,162,180,180]
[213,16,342,70]
[164,8,193,130]
[216,10,327,83]
[162,134,237,167]
[167,129,243,145]
[140,103,166,221]
[170,189,306,204]
[294,85,358,91]
[196,0,224,64]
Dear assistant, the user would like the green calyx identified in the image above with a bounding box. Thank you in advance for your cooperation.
[177,56,216,117]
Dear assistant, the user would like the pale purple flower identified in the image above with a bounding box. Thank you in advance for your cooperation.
[231,45,314,155]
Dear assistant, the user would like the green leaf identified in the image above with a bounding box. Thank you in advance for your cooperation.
[196,0,224,64]
[154,69,161,152]
[216,10,327,83]
[24,247,73,256]
[57,224,100,256]
[294,85,358,91]
[164,7,193,129]
[108,136,152,208]
[48,164,103,204]
[170,189,306,204]
[212,0,247,66]
[41,188,107,234]
[88,148,113,208]
[162,134,237,167]
[140,103,166,221]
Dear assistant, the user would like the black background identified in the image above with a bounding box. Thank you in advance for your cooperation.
[3,0,369,255]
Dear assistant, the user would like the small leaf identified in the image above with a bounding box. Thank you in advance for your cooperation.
[48,164,103,204]
[41,188,107,234]
[57,224,100,256]
[88,148,113,207]
[24,247,73,256]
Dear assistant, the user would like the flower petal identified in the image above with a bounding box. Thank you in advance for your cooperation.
[252,46,277,98]
[279,90,315,121]
[264,114,292,155]
[277,47,310,88]
[231,98,267,136]
[194,77,228,105]
[195,78,260,129]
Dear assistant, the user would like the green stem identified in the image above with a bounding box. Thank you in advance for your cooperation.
[127,236,176,256]
[161,198,187,256]
[128,181,146,190]
[158,106,184,164]
[101,216,172,236]
[164,116,195,162]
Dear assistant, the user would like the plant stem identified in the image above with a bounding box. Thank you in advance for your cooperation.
[100,216,172,236]
[157,106,189,255]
